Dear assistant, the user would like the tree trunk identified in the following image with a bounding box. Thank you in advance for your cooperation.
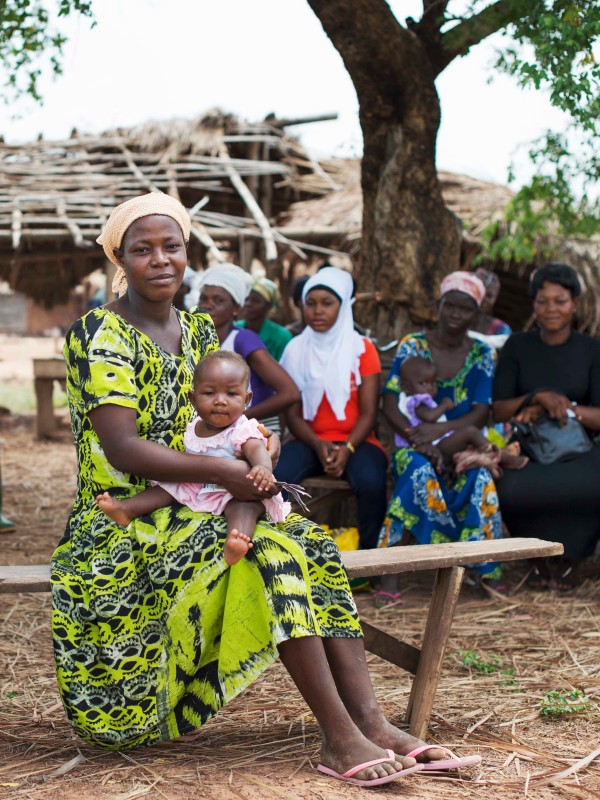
[306,0,461,343]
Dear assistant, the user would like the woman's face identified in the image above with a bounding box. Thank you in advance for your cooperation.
[533,280,578,333]
[115,215,187,301]
[303,288,341,333]
[199,284,241,328]
[243,290,271,324]
[438,290,479,334]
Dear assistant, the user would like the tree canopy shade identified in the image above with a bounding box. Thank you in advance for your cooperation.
[0,1,94,104]
[306,0,599,337]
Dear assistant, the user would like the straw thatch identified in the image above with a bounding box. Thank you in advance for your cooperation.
[0,110,343,305]
[278,160,600,335]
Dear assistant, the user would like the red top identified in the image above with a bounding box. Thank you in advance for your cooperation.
[307,338,385,452]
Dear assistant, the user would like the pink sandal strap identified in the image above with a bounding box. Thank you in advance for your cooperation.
[342,749,397,778]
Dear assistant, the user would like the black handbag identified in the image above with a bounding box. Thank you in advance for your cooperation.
[512,412,592,465]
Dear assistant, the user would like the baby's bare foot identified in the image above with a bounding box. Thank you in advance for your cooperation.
[224,529,253,565]
[96,492,132,527]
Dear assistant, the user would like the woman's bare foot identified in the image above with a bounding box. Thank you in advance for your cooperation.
[354,714,447,763]
[96,492,132,527]
[320,730,417,782]
[224,529,253,565]
[500,451,529,470]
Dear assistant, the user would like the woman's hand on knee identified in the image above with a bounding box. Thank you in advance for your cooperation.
[324,444,350,477]
[315,440,337,470]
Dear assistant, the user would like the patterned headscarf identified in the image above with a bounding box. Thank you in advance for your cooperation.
[250,277,280,307]
[196,263,253,308]
[96,192,191,296]
[439,271,486,306]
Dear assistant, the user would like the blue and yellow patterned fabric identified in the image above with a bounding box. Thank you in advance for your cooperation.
[51,308,361,750]
[379,332,502,577]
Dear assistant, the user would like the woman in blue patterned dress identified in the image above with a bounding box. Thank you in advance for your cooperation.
[376,272,503,605]
[49,192,480,787]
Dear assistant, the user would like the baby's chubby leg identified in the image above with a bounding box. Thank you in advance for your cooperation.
[223,499,265,565]
[96,485,173,527]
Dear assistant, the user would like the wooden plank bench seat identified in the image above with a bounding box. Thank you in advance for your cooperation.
[0,537,563,739]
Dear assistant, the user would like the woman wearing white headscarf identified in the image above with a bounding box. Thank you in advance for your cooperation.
[276,267,388,550]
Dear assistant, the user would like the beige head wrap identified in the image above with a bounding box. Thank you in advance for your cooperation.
[96,193,192,296]
[196,263,253,308]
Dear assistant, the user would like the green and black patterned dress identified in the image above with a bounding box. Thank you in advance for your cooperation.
[51,308,361,750]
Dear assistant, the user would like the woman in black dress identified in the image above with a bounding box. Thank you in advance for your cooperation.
[493,263,600,589]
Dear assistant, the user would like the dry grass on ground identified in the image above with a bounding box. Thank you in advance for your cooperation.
[1,410,600,800]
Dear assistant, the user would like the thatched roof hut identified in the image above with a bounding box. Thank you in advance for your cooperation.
[278,160,600,335]
[0,110,343,305]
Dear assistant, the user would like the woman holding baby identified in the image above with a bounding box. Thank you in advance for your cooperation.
[375,272,504,605]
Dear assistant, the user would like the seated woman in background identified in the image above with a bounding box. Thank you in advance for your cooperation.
[196,264,299,434]
[275,267,388,551]
[377,271,503,606]
[237,276,292,361]
[493,262,600,591]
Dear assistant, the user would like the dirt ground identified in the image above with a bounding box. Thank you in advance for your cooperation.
[1,336,600,800]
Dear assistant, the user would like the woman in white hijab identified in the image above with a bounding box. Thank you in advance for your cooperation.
[277,267,388,550]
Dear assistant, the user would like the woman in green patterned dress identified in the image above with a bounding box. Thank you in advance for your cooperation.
[50,193,462,787]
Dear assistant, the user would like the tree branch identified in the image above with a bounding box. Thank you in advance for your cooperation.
[438,0,530,73]
[305,0,419,108]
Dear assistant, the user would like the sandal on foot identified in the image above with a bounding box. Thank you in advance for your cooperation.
[317,749,423,787]
[547,560,579,592]
[405,745,481,771]
[373,590,404,608]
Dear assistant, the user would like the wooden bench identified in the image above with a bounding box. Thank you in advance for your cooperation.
[33,356,66,439]
[0,537,562,739]
[299,476,355,525]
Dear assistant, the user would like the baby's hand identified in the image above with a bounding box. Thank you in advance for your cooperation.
[440,397,455,410]
[247,464,275,492]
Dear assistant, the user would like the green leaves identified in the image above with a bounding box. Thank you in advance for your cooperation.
[538,688,590,717]
[496,1,600,130]
[0,0,94,104]
[479,127,599,265]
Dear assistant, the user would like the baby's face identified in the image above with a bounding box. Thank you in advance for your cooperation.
[192,360,251,429]
[404,369,438,397]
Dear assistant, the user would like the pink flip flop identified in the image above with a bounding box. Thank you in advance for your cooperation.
[406,744,482,771]
[373,590,404,608]
[317,749,423,787]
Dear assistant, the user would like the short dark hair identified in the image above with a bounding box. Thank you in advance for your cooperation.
[529,263,581,300]
[193,350,250,389]
[400,356,436,382]
[291,275,310,307]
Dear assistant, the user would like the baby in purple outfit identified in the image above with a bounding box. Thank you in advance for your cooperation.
[396,357,527,478]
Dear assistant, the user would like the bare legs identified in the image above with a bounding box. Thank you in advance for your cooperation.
[97,491,263,567]
[96,485,172,527]
[278,636,415,781]
[222,499,264,565]
[277,635,445,779]
[438,426,528,472]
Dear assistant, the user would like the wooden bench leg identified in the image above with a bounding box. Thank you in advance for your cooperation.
[405,565,464,739]
[35,378,56,439]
